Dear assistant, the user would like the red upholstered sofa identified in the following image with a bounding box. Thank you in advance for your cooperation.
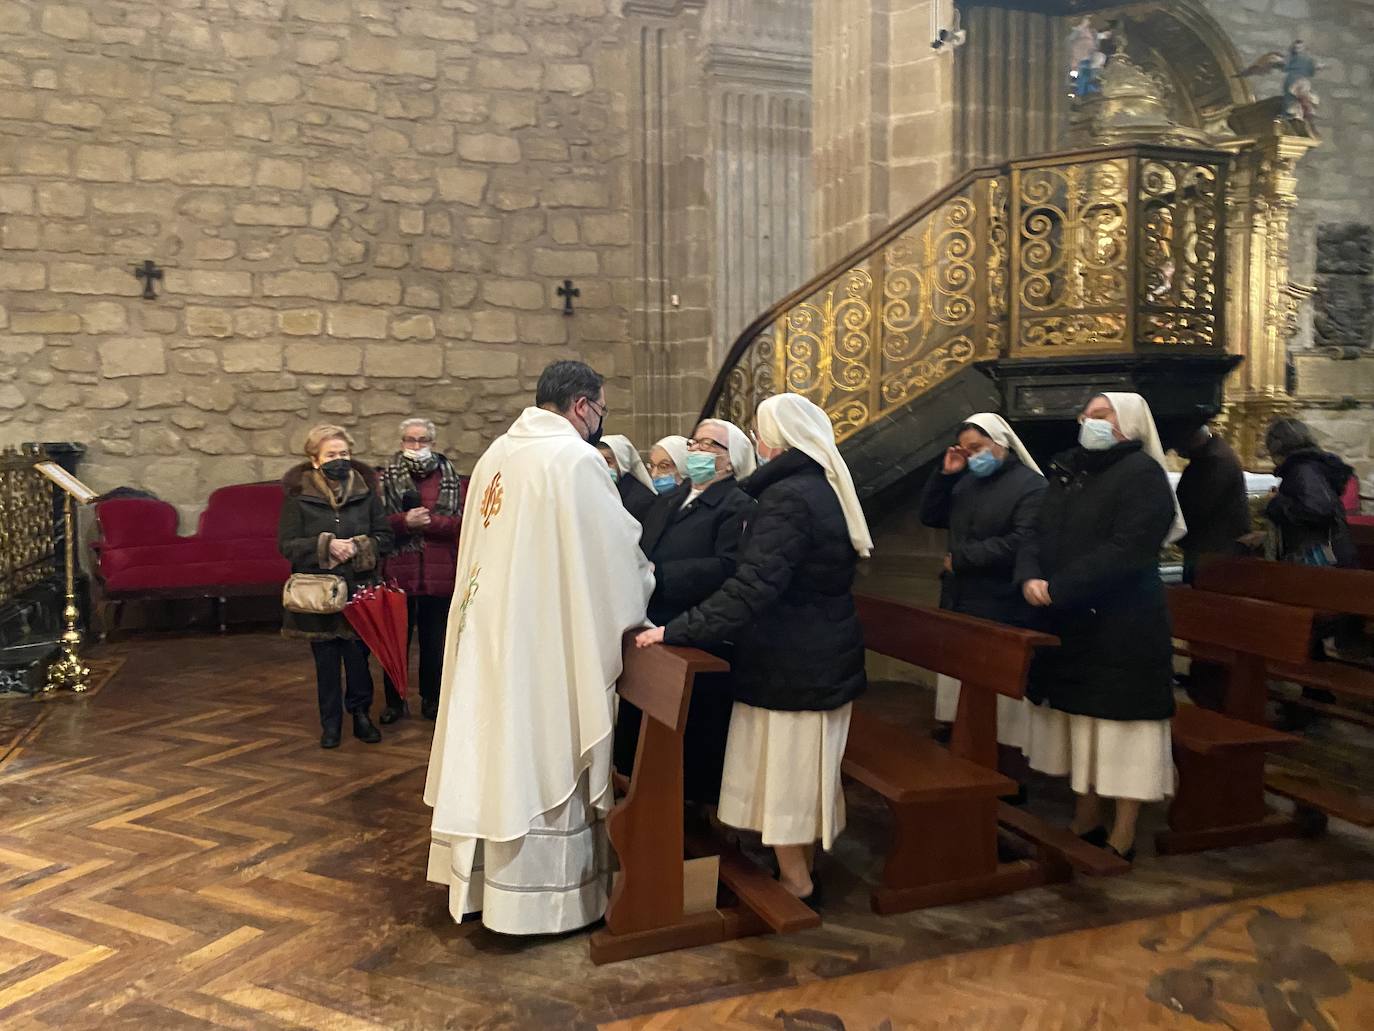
[91,482,291,635]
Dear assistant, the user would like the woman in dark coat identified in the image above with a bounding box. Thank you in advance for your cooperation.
[1017,393,1181,862]
[278,424,393,749]
[920,412,1045,752]
[613,419,756,806]
[636,394,872,901]
[1263,418,1358,569]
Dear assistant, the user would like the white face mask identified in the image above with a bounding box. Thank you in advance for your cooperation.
[1078,418,1118,452]
[405,446,433,462]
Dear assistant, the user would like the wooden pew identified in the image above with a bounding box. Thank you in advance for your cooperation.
[1161,587,1316,854]
[1349,517,1374,571]
[590,633,820,964]
[1187,556,1374,827]
[844,595,1124,916]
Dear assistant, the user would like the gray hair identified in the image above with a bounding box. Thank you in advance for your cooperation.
[1264,417,1317,460]
[399,417,436,442]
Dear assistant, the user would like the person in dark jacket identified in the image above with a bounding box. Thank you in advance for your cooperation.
[598,435,658,523]
[614,419,756,807]
[1264,418,1362,670]
[278,424,394,749]
[1263,418,1358,569]
[1017,393,1181,862]
[377,417,464,724]
[636,394,873,901]
[920,412,1045,761]
[1174,421,1250,583]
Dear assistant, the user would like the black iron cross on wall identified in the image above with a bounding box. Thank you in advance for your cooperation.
[557,279,580,316]
[133,260,163,300]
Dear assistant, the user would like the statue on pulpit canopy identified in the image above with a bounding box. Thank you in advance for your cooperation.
[1068,16,1106,99]
[1241,39,1321,132]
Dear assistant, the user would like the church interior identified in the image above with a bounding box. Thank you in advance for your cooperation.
[4,0,1374,1027]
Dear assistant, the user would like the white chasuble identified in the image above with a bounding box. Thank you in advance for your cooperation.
[423,407,654,934]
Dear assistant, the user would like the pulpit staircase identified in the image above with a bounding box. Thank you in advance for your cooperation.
[700,142,1241,498]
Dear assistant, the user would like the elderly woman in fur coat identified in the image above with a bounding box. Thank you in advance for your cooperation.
[278,424,393,749]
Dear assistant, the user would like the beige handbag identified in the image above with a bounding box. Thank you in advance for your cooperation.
[282,573,348,615]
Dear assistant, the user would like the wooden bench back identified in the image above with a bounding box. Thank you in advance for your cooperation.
[616,632,729,730]
[856,593,1058,701]
[1196,556,1374,619]
[1349,519,1374,572]
[1167,586,1313,667]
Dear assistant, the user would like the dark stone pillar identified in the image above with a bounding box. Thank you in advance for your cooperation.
[1314,223,1373,356]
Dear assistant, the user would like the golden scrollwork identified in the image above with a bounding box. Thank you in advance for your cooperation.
[0,445,55,608]
[1137,158,1220,348]
[714,144,1229,445]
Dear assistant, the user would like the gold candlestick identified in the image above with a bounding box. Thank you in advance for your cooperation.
[45,490,89,693]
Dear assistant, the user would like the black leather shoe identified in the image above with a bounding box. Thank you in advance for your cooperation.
[421,699,439,721]
[352,713,382,744]
[379,704,405,725]
[321,726,341,749]
[1107,843,1137,864]
[1077,825,1109,848]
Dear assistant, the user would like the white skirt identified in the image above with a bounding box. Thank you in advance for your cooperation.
[717,701,852,850]
[426,770,611,935]
[934,674,1029,750]
[1024,703,1175,802]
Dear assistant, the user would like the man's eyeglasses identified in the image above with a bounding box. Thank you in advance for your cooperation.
[402,436,433,445]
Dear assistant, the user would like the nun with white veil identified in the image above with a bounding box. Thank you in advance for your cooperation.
[636,393,872,902]
[919,413,1047,768]
[1015,392,1184,863]
[614,417,757,808]
[647,434,690,493]
[597,434,658,522]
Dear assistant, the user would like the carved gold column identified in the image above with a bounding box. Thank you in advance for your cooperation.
[1218,101,1319,467]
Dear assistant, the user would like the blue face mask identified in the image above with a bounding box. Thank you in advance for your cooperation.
[1078,418,1118,452]
[685,451,718,486]
[605,463,619,482]
[652,474,678,493]
[967,449,1002,478]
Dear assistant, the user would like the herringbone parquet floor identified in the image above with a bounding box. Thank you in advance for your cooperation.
[606,882,1374,1029]
[3,632,1374,1030]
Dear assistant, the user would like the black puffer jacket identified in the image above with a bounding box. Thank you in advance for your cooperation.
[664,448,866,712]
[1015,442,1176,721]
[1268,449,1358,568]
[278,460,393,641]
[919,455,1045,626]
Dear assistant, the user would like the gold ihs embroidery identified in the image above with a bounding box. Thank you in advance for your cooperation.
[480,472,503,528]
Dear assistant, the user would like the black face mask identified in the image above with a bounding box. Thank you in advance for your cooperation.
[584,401,605,447]
[321,458,352,481]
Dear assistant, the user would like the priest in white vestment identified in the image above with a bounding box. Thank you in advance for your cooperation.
[424,360,654,935]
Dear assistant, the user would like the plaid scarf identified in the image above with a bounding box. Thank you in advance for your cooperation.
[379,451,463,553]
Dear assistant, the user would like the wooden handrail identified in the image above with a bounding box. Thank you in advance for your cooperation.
[697,141,1236,426]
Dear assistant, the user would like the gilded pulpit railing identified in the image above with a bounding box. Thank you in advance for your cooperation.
[0,445,55,608]
[705,143,1230,440]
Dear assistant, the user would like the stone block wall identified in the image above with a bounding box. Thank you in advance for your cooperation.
[0,0,633,519]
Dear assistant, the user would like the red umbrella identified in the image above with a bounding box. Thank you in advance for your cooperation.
[345,583,409,699]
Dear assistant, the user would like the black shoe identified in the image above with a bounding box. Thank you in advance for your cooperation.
[1077,825,1109,847]
[931,722,952,744]
[1107,843,1137,864]
[797,877,824,911]
[352,712,382,744]
[421,698,439,721]
[321,726,341,749]
[379,704,406,725]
